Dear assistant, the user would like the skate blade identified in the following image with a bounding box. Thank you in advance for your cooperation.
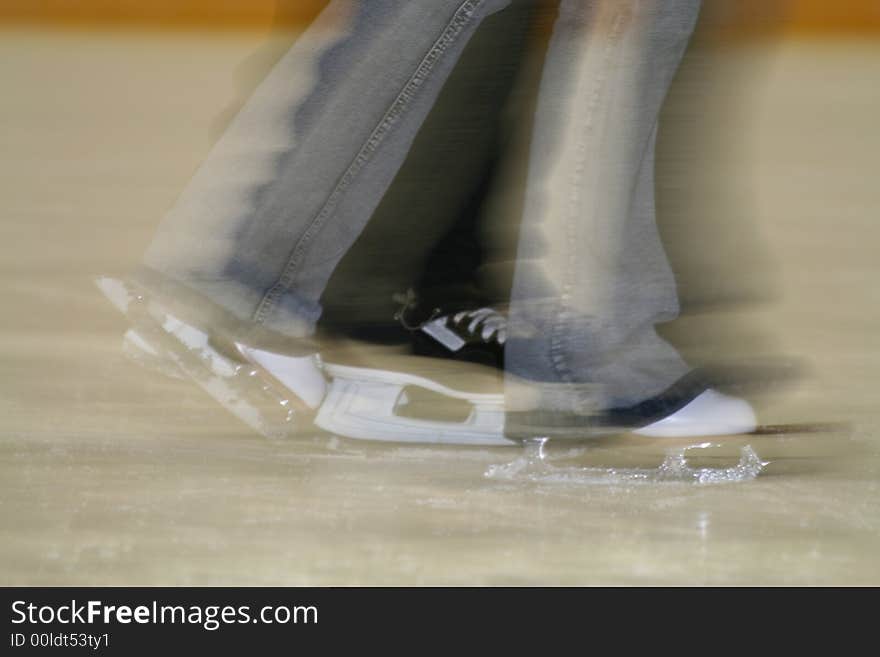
[750,422,850,436]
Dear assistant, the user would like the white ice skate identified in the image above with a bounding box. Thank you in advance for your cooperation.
[97,277,514,445]
[315,360,512,446]
[311,303,515,445]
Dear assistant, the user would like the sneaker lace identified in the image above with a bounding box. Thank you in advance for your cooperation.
[450,308,507,345]
[393,289,507,345]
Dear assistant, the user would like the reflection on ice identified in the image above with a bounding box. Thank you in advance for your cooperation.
[484,442,768,485]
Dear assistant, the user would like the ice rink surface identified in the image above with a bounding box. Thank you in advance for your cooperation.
[1,25,879,585]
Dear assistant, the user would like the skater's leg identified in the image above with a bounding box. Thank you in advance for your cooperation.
[320,0,538,332]
[138,0,512,348]
[506,0,702,413]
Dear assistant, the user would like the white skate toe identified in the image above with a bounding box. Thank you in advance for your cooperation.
[235,344,327,410]
[633,389,757,438]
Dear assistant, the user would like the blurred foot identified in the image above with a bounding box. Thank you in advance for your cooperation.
[102,279,759,445]
[96,277,324,440]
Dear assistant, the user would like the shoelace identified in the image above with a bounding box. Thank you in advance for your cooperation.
[393,289,507,345]
[449,308,507,345]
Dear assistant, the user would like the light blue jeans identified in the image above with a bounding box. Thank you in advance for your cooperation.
[140,0,702,409]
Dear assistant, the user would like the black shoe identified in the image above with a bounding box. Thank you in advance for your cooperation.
[319,288,506,369]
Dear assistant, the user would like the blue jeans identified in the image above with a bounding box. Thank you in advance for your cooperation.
[139,0,702,409]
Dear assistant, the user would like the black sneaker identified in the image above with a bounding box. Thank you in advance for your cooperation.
[320,288,506,370]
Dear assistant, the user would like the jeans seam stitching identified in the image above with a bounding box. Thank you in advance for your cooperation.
[253,0,486,325]
[548,5,629,384]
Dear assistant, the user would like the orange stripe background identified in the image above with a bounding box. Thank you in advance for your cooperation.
[2,1,879,34]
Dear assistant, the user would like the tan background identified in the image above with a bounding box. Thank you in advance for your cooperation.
[1,1,878,585]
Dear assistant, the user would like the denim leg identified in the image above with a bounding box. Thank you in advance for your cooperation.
[320,0,538,330]
[506,0,701,410]
[141,0,511,341]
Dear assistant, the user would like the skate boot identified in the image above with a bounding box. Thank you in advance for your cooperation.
[314,298,514,446]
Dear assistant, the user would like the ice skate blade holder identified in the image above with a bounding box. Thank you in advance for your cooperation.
[316,363,516,446]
